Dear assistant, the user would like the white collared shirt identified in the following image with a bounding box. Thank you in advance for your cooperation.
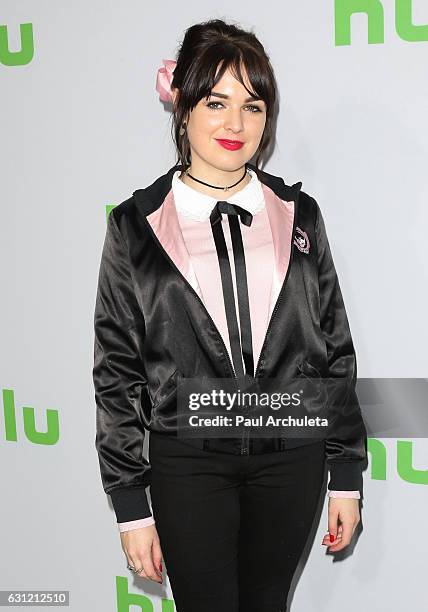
[172,167,265,221]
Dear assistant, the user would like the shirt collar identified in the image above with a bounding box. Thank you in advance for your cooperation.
[172,167,265,222]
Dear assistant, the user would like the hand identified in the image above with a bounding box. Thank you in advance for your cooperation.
[322,498,360,552]
[120,524,164,583]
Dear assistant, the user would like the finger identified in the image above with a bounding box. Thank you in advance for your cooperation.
[138,560,161,582]
[323,530,342,541]
[139,548,163,583]
[328,509,339,542]
[329,521,354,552]
[126,553,147,578]
[136,568,149,579]
[322,520,345,546]
[152,538,163,574]
[328,525,343,540]
[322,531,342,545]
[126,553,139,572]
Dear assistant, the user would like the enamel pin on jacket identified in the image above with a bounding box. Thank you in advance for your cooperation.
[93,162,368,522]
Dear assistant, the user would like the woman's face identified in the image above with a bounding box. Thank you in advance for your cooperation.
[174,63,267,172]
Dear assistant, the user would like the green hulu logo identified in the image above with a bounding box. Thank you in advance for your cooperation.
[116,577,174,611]
[2,388,59,445]
[335,0,428,45]
[0,22,34,66]
[368,438,428,484]
[106,204,116,222]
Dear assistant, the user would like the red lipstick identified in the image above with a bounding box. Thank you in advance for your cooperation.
[215,139,244,151]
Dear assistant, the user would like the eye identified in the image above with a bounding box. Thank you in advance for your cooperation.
[246,105,263,113]
[206,102,224,110]
[206,102,263,113]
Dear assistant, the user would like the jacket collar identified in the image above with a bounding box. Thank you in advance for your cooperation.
[133,162,301,216]
[132,163,302,321]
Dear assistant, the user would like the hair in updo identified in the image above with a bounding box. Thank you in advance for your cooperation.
[170,18,278,172]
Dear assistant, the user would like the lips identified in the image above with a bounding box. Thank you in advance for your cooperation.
[215,139,244,151]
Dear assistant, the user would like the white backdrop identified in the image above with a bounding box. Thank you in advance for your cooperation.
[1,1,427,610]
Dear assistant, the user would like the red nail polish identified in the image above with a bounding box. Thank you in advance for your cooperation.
[329,533,335,542]
[159,563,163,572]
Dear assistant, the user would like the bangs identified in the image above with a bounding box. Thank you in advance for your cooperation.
[182,44,272,110]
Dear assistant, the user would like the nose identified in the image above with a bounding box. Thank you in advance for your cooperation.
[223,106,245,133]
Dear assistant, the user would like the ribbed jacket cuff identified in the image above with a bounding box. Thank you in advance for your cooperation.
[109,485,152,522]
[327,460,363,492]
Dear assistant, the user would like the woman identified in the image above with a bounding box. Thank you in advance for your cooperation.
[93,18,367,612]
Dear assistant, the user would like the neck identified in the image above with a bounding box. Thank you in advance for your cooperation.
[179,161,251,198]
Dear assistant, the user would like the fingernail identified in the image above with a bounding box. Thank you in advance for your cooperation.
[159,563,163,572]
[329,533,335,542]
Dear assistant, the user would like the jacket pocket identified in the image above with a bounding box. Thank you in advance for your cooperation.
[297,359,322,378]
[296,359,328,419]
[152,367,180,411]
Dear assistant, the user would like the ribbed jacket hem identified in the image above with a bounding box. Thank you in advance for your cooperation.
[327,460,363,492]
[109,485,152,522]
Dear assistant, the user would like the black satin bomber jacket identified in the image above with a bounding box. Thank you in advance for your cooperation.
[92,163,368,522]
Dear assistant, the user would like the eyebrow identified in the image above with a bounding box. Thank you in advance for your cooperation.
[209,91,263,103]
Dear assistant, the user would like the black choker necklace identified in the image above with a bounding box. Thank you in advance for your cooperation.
[184,166,249,192]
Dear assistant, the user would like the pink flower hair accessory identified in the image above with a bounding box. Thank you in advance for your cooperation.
[156,59,177,103]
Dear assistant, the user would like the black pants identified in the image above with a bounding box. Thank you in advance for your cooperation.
[149,432,325,612]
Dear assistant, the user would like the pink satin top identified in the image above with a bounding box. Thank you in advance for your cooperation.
[118,169,360,533]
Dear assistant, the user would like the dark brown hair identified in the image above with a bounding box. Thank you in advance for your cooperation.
[169,18,278,173]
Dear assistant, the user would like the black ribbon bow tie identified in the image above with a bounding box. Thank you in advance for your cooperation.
[210,200,253,228]
[209,201,254,379]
